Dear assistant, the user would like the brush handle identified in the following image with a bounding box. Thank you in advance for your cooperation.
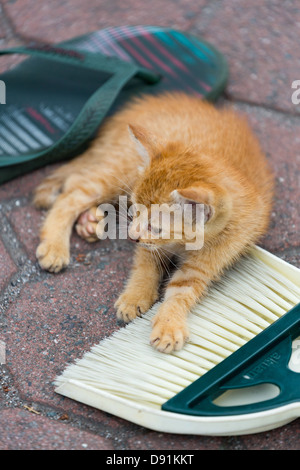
[162,303,300,416]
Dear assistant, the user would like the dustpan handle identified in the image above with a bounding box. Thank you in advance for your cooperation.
[162,303,300,417]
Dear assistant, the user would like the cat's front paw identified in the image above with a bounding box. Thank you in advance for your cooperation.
[36,240,70,273]
[115,289,158,323]
[150,313,189,353]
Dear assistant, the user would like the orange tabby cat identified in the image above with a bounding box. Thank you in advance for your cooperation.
[34,92,274,353]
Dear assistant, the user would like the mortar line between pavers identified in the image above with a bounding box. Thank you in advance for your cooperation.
[0,259,38,317]
[0,205,29,267]
[0,199,39,318]
[0,0,27,42]
[1,395,129,449]
[0,364,23,409]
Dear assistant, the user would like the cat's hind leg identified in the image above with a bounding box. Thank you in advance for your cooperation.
[33,164,75,210]
[36,168,126,272]
[33,174,63,209]
[35,135,138,272]
[33,154,95,210]
[36,171,107,272]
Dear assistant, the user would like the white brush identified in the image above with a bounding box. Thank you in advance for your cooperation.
[55,246,300,436]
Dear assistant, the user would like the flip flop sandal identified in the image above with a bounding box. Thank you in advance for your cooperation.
[0,26,228,184]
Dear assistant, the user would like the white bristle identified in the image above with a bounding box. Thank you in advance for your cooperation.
[55,249,300,410]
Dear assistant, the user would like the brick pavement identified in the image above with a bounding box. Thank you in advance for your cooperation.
[0,0,299,450]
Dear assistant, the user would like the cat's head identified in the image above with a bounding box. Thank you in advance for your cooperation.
[128,124,232,251]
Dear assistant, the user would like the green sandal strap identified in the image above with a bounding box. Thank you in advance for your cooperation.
[0,45,160,83]
[0,45,161,166]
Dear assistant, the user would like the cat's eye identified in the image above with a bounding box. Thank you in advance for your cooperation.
[148,224,162,235]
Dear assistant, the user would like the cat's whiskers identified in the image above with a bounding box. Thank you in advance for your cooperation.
[153,245,172,279]
[159,248,179,273]
[161,245,185,264]
[110,174,134,197]
[107,183,132,198]
[150,247,164,279]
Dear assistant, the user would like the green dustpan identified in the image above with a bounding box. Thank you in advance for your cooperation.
[163,303,300,418]
[0,26,228,184]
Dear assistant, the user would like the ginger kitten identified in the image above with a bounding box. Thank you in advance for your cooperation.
[34,93,274,353]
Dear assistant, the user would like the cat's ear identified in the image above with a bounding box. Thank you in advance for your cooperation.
[128,124,157,172]
[171,186,215,223]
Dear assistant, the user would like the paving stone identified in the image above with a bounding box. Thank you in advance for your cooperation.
[0,164,59,203]
[194,0,300,114]
[275,248,300,269]
[5,202,49,263]
[3,0,208,43]
[3,238,134,414]
[127,418,300,450]
[0,407,113,449]
[128,431,226,450]
[237,419,300,450]
[0,237,16,292]
[0,365,21,407]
